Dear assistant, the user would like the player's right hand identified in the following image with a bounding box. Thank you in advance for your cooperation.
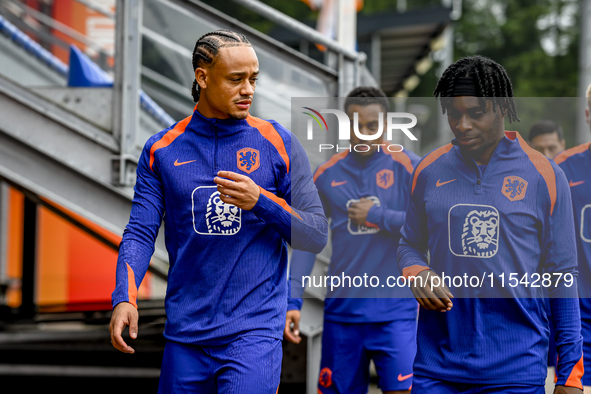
[411,269,454,312]
[110,302,139,354]
[284,310,301,344]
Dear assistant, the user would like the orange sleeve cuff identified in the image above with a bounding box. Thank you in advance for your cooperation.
[565,355,584,389]
[259,187,302,220]
[402,265,430,280]
[126,263,138,309]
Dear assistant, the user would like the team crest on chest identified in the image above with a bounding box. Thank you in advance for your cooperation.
[192,186,241,235]
[449,204,499,258]
[347,196,381,235]
[376,169,394,189]
[581,205,591,243]
[237,147,260,174]
[502,176,528,202]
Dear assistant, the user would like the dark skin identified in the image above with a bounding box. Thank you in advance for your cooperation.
[420,96,581,394]
[346,103,388,225]
[284,103,410,394]
[446,96,506,165]
[285,103,388,344]
[110,46,263,354]
[410,269,453,313]
[407,96,510,314]
[348,103,386,157]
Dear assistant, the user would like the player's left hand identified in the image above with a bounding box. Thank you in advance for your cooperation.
[412,269,453,312]
[554,386,583,394]
[347,197,375,226]
[284,310,301,344]
[214,171,261,210]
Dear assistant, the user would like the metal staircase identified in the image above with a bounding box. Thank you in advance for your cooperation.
[0,0,375,391]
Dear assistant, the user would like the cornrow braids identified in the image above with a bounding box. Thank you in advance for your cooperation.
[433,55,520,123]
[191,30,251,102]
[344,86,390,114]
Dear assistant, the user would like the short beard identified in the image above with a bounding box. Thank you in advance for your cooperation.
[229,112,248,120]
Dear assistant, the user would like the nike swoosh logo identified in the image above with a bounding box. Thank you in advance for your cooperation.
[398,373,413,381]
[174,159,196,167]
[436,179,456,187]
[331,180,348,187]
[570,180,585,187]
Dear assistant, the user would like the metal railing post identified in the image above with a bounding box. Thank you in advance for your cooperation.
[20,194,37,319]
[0,181,8,298]
[230,0,363,61]
[112,0,143,186]
[229,0,366,97]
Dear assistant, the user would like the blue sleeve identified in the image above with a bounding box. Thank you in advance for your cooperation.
[366,151,419,235]
[288,250,318,310]
[251,134,328,254]
[365,205,405,235]
[111,138,165,309]
[541,163,583,388]
[551,297,584,388]
[287,182,330,310]
[397,165,431,278]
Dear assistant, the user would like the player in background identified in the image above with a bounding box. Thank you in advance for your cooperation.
[397,55,583,394]
[555,82,591,394]
[529,120,566,159]
[527,119,565,383]
[285,87,420,394]
[109,30,328,393]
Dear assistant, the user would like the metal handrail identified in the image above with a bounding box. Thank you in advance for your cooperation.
[229,0,366,62]
[73,0,115,19]
[0,14,69,77]
[6,0,113,57]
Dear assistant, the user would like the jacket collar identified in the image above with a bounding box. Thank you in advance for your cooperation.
[186,103,251,137]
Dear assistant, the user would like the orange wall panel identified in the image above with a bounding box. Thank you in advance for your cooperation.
[50,0,115,65]
[5,186,152,309]
[66,222,118,303]
[37,207,69,305]
[51,0,74,63]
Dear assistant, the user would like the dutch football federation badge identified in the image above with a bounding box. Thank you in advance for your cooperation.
[237,147,260,174]
[376,169,394,189]
[502,176,528,202]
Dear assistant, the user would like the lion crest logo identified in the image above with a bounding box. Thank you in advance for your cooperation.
[346,196,381,235]
[449,204,500,258]
[461,209,499,257]
[237,147,260,174]
[192,186,242,235]
[376,169,394,189]
[206,191,241,235]
[502,176,528,202]
[582,204,591,243]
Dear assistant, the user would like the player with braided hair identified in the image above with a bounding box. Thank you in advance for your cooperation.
[109,29,328,393]
[398,56,583,393]
[190,30,251,103]
[434,55,520,125]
